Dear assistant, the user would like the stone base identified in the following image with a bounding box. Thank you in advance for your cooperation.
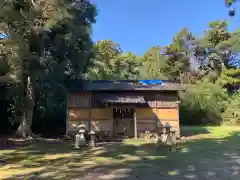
[72,147,80,150]
[88,140,95,148]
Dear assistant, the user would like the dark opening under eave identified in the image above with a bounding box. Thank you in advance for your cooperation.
[101,95,146,104]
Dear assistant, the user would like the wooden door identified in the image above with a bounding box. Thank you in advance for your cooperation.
[113,108,134,137]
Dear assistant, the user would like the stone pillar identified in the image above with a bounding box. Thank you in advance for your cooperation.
[75,133,81,149]
[112,108,116,138]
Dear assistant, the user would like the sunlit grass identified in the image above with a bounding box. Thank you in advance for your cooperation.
[0,166,44,179]
[0,126,240,179]
[206,126,240,137]
[122,139,150,145]
[40,153,76,160]
[181,125,240,138]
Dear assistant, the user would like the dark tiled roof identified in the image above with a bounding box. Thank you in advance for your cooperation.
[67,80,183,92]
[102,95,146,104]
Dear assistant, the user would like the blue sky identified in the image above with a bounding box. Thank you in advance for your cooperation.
[92,0,240,55]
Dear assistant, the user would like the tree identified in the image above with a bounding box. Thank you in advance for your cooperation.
[221,93,240,124]
[163,28,194,82]
[0,0,97,138]
[180,79,228,125]
[88,40,141,80]
[116,52,141,79]
[139,46,168,79]
[191,21,240,90]
[193,21,230,73]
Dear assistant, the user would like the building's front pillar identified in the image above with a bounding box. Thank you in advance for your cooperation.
[133,108,137,138]
[88,92,92,131]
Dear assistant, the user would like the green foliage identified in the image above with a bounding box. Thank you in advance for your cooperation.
[192,21,239,87]
[218,68,240,86]
[164,28,192,80]
[1,1,240,135]
[207,21,231,46]
[180,80,228,125]
[88,40,141,80]
[222,93,240,125]
[0,0,97,136]
[139,46,168,79]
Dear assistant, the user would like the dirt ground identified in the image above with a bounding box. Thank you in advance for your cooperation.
[0,126,240,180]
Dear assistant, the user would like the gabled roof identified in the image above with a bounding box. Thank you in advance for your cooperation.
[67,80,183,92]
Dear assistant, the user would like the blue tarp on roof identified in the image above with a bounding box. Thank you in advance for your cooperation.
[138,80,165,85]
[0,33,8,39]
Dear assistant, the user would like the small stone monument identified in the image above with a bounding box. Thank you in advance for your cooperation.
[88,130,95,148]
[165,123,171,134]
[75,124,87,149]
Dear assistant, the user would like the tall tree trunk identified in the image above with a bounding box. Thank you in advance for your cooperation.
[16,76,35,138]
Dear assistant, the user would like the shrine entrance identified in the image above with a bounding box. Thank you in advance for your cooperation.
[112,108,134,138]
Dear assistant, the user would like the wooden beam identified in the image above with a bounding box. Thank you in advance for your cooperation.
[133,108,137,138]
[155,95,157,130]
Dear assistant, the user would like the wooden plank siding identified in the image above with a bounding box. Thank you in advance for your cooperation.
[67,107,112,134]
[66,91,180,136]
[156,106,180,135]
[68,91,178,108]
[67,120,113,134]
[68,108,89,121]
[68,92,89,107]
[135,107,180,135]
[68,108,112,121]
[135,108,157,132]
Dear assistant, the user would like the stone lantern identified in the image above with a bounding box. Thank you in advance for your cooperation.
[165,123,171,135]
[75,124,87,149]
[88,130,95,148]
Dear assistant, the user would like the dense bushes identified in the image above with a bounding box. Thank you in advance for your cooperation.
[180,80,239,125]
[221,93,240,125]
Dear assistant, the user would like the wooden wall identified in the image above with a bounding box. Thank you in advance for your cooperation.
[136,108,156,132]
[68,92,89,108]
[67,91,180,136]
[135,107,180,135]
[68,91,178,108]
[67,107,113,135]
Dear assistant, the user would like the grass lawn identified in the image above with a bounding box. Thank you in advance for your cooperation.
[1,126,240,180]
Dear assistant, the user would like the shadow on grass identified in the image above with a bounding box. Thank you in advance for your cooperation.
[1,129,240,180]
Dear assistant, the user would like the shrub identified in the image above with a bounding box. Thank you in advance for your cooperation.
[180,79,228,125]
[221,93,240,125]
